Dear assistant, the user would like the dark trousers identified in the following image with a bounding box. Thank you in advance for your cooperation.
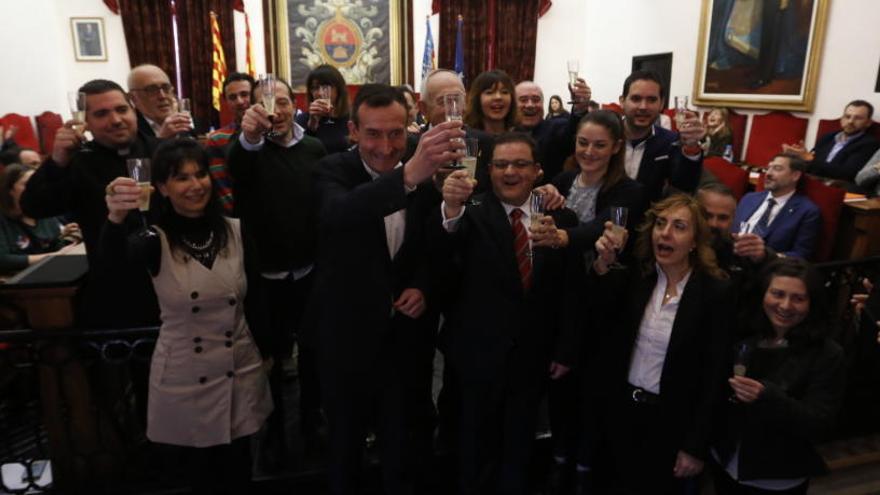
[606,389,689,495]
[262,272,320,442]
[161,435,252,495]
[548,371,579,461]
[712,461,809,495]
[457,367,544,495]
[320,319,435,495]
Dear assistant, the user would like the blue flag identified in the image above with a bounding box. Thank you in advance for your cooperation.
[421,17,436,80]
[454,15,465,83]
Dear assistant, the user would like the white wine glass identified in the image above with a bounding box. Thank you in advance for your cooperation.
[608,206,628,269]
[260,74,279,138]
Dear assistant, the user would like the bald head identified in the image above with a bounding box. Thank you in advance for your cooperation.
[419,69,466,126]
[515,81,544,129]
[127,64,174,123]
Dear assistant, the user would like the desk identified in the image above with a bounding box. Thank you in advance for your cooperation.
[834,198,880,260]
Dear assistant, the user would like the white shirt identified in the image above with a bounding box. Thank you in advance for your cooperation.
[712,445,807,491]
[441,194,535,250]
[238,124,313,280]
[627,264,692,394]
[362,160,414,259]
[742,190,795,233]
[623,124,701,180]
[144,115,162,136]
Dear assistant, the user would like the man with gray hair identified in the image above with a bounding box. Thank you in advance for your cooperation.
[127,64,198,138]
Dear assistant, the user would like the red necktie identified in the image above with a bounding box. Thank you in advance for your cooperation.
[510,208,532,290]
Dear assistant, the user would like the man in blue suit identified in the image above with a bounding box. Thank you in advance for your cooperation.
[619,70,706,202]
[733,153,821,259]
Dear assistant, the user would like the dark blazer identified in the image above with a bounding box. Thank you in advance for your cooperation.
[810,131,880,182]
[714,335,845,480]
[308,149,438,377]
[518,111,583,184]
[634,125,703,202]
[435,192,584,383]
[552,171,647,252]
[136,111,202,139]
[596,267,733,459]
[733,191,821,259]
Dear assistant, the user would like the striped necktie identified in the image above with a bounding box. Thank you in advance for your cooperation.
[510,208,532,290]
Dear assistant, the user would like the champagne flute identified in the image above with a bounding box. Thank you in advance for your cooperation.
[461,138,479,179]
[567,59,580,89]
[260,74,279,138]
[729,342,750,402]
[319,84,335,124]
[177,98,193,137]
[126,158,154,232]
[530,192,546,258]
[444,93,465,167]
[608,206,628,269]
[674,96,689,129]
[68,91,87,135]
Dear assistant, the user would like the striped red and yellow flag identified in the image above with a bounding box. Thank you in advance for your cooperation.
[244,12,256,77]
[210,11,227,112]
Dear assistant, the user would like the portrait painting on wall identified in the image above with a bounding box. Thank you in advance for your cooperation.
[269,0,409,90]
[71,18,107,62]
[693,0,829,112]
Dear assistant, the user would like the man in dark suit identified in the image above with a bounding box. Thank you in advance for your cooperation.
[439,132,582,494]
[127,64,200,138]
[514,80,590,182]
[733,153,821,259]
[619,70,705,202]
[310,84,463,495]
[785,100,879,183]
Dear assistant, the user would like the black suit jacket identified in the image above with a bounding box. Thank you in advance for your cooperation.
[308,150,439,378]
[552,171,647,252]
[519,111,583,184]
[136,111,203,139]
[634,125,703,202]
[809,131,880,182]
[435,192,584,384]
[595,266,733,459]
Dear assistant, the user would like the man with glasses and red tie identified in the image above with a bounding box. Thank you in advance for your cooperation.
[127,64,199,139]
[438,132,583,495]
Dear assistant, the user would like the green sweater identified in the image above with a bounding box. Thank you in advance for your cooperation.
[0,215,65,271]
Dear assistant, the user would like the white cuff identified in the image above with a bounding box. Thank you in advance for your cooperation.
[441,201,465,232]
[239,131,264,151]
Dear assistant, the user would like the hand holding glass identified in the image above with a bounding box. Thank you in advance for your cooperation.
[608,206,628,269]
[260,74,280,138]
[319,85,335,124]
[674,96,689,128]
[68,91,87,134]
[125,159,152,213]
[567,59,580,89]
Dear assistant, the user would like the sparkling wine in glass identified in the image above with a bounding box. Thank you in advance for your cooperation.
[260,74,279,138]
[567,59,580,89]
[319,85,335,124]
[177,98,193,136]
[608,206,628,269]
[68,91,87,134]
[729,342,750,402]
[461,138,479,179]
[444,93,465,166]
[674,96,689,128]
[126,158,152,213]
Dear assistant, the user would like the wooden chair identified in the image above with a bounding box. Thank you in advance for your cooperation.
[0,113,39,151]
[704,156,749,200]
[744,111,808,168]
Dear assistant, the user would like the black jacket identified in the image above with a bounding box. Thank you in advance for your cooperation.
[713,334,845,480]
[809,131,880,182]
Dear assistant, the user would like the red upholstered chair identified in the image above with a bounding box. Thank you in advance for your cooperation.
[815,118,840,144]
[743,111,808,168]
[663,108,678,131]
[35,111,63,155]
[0,113,39,151]
[753,174,844,261]
[601,102,623,115]
[703,156,749,200]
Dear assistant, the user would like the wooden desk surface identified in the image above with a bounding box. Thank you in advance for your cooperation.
[844,198,880,213]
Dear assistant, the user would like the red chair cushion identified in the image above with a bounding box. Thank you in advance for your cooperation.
[601,102,623,115]
[815,118,840,144]
[703,156,749,200]
[663,108,678,131]
[744,111,808,168]
[0,113,39,151]
[728,110,747,162]
[35,111,63,155]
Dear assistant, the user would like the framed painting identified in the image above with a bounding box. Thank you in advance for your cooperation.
[692,0,829,112]
[70,18,107,62]
[267,0,411,90]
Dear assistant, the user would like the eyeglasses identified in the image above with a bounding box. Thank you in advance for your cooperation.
[490,159,535,170]
[131,83,174,96]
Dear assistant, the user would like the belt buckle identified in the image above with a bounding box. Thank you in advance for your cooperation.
[632,388,646,403]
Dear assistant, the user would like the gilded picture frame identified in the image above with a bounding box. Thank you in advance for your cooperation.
[70,17,107,62]
[692,0,829,112]
[267,0,410,90]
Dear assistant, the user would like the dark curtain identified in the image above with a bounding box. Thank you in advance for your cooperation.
[438,1,488,86]
[118,0,176,76]
[117,0,236,130]
[438,1,540,86]
[494,0,540,83]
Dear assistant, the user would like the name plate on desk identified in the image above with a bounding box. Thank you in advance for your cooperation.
[0,255,90,329]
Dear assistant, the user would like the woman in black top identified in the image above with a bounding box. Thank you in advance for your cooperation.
[0,164,80,272]
[295,64,351,153]
[712,258,845,494]
[546,94,569,120]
